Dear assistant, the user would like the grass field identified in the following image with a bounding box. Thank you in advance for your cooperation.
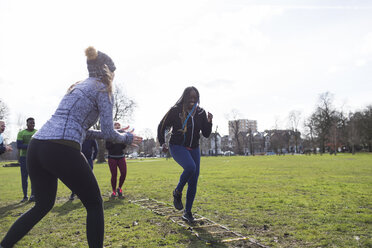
[0,154,371,247]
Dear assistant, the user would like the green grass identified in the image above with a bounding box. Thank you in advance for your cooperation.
[1,154,372,247]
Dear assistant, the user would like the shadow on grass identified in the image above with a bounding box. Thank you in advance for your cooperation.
[103,197,126,210]
[0,202,28,218]
[51,200,84,216]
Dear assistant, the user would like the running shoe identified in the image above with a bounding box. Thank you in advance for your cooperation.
[182,211,195,223]
[20,196,28,203]
[29,195,35,202]
[117,188,123,197]
[173,189,183,210]
[111,192,117,198]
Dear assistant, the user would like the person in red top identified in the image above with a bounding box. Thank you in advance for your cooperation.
[106,122,128,198]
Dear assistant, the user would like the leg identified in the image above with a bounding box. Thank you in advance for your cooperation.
[117,158,127,189]
[108,158,118,193]
[185,148,201,212]
[54,152,103,248]
[1,140,58,248]
[169,145,197,193]
[19,156,28,199]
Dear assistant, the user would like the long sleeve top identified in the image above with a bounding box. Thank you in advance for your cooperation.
[17,129,37,157]
[106,141,126,159]
[157,105,212,148]
[33,78,133,146]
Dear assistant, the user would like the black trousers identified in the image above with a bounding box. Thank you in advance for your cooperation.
[1,139,104,248]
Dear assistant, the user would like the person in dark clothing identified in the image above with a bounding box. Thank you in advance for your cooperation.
[82,139,98,169]
[0,47,142,248]
[0,120,12,155]
[69,139,98,200]
[106,122,128,198]
[17,118,37,202]
[157,86,213,223]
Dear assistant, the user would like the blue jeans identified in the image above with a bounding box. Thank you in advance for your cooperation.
[19,156,33,198]
[170,144,200,212]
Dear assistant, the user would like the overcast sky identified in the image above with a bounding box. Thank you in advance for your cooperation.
[1,0,372,142]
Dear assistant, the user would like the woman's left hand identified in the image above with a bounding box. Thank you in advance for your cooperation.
[207,112,213,123]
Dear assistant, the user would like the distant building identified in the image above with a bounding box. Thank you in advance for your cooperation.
[221,135,232,152]
[264,129,302,154]
[200,132,222,156]
[228,119,257,138]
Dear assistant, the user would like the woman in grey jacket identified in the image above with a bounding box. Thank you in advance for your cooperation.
[0,47,142,248]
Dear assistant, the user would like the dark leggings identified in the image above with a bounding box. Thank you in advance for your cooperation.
[169,144,200,212]
[0,139,104,248]
[108,158,127,192]
[19,156,33,198]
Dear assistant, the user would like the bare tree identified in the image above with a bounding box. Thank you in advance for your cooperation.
[0,99,9,120]
[112,85,136,123]
[214,125,219,156]
[93,84,137,163]
[138,128,155,156]
[288,110,301,153]
[309,92,337,154]
[226,109,243,155]
[356,105,372,152]
[347,112,361,154]
[16,113,27,131]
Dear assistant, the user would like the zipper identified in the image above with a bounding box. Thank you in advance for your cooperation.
[189,116,194,147]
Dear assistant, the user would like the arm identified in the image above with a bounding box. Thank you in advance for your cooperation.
[16,131,28,149]
[17,140,28,150]
[157,108,174,146]
[86,90,133,145]
[201,110,213,138]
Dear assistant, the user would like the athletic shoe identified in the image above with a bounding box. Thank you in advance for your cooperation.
[182,211,195,223]
[117,188,123,197]
[29,195,35,202]
[69,193,75,201]
[20,196,28,203]
[173,189,183,210]
[111,192,117,198]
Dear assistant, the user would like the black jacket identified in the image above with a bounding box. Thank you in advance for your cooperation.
[106,141,126,159]
[157,105,212,148]
[0,140,6,155]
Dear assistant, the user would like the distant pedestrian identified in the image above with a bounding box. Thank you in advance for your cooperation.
[106,122,128,198]
[16,117,37,203]
[0,120,13,155]
[0,46,142,248]
[69,138,98,201]
[157,86,213,223]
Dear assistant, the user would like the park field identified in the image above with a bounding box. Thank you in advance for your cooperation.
[0,154,371,247]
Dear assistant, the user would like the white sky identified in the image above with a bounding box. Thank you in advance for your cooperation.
[1,0,372,142]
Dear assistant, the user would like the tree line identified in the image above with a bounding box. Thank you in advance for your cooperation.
[226,91,372,155]
[303,92,372,154]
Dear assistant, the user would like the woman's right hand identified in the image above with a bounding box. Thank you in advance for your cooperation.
[162,143,168,153]
[130,134,143,147]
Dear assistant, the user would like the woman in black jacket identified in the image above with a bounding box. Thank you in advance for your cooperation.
[157,86,213,222]
[106,122,128,198]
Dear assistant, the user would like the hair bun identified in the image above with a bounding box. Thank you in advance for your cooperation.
[85,46,98,60]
